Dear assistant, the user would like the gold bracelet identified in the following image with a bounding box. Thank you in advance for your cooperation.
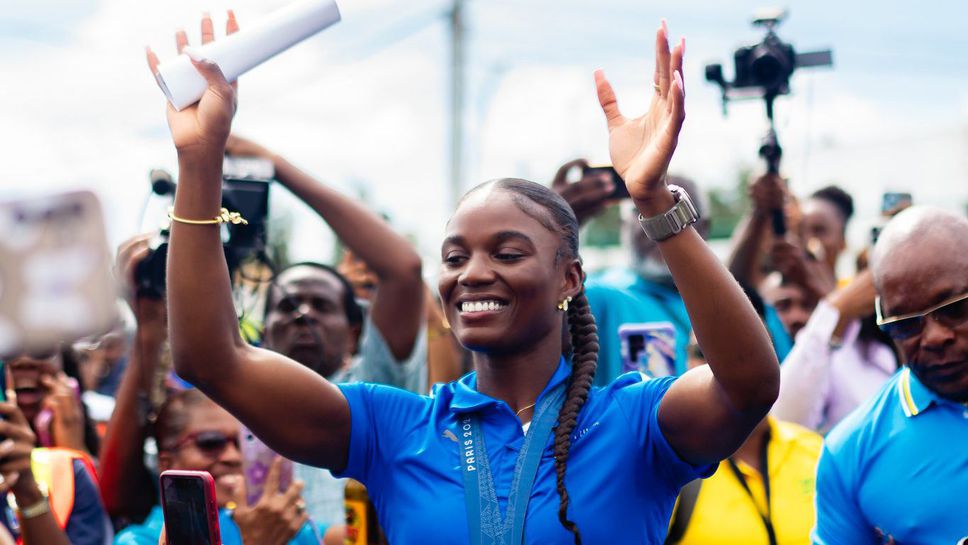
[168,207,249,226]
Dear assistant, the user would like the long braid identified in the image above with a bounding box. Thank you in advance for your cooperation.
[553,290,598,544]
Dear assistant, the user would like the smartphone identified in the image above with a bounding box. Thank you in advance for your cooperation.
[881,192,912,217]
[618,322,678,378]
[582,165,630,200]
[0,191,117,357]
[33,376,80,447]
[160,470,221,545]
[240,425,293,506]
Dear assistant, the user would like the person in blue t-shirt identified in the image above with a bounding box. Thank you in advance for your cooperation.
[114,390,319,545]
[813,208,968,545]
[151,19,780,544]
[552,171,792,382]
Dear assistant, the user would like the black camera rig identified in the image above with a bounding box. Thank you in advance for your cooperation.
[135,159,273,298]
[705,9,833,235]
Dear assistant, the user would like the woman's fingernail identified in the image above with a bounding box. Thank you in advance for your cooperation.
[0,440,13,455]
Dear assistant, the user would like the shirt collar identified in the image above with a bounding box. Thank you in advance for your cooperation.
[449,357,571,414]
[897,366,940,418]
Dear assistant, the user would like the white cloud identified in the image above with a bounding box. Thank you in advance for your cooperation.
[1,0,965,277]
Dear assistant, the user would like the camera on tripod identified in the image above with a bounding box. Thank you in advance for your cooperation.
[135,158,273,298]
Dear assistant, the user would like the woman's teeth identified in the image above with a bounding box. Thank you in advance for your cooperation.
[460,300,505,313]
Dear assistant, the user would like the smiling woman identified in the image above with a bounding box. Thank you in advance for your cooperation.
[157,16,779,545]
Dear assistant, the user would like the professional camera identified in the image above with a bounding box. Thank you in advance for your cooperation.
[705,8,832,117]
[705,9,833,235]
[134,159,273,298]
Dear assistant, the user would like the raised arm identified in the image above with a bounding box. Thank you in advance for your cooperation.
[595,22,779,466]
[226,135,424,360]
[99,236,165,520]
[726,173,785,287]
[147,13,350,471]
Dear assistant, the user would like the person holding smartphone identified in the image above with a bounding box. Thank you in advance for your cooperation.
[0,368,111,545]
[114,389,320,545]
[153,18,778,544]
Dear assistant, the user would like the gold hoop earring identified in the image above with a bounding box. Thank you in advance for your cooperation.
[557,296,573,312]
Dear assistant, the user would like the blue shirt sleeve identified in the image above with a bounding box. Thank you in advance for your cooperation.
[332,383,427,487]
[764,304,793,361]
[612,375,716,490]
[812,443,875,545]
[66,459,113,545]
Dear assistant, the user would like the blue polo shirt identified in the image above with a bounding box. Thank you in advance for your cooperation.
[335,358,715,544]
[813,367,968,545]
[586,268,791,383]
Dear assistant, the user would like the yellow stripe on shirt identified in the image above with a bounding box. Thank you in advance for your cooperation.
[899,368,919,417]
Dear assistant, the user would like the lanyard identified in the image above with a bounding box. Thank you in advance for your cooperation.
[726,429,777,545]
[460,382,567,545]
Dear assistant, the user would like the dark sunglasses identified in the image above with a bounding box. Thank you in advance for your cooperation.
[875,292,968,340]
[171,430,240,456]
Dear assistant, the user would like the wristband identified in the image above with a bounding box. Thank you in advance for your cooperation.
[17,497,51,520]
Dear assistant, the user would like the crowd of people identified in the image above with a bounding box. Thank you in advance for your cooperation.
[0,15,965,545]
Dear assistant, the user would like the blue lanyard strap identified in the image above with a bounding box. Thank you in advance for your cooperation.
[460,381,567,545]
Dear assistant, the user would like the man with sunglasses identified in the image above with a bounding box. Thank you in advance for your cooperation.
[813,207,968,545]
[115,389,320,545]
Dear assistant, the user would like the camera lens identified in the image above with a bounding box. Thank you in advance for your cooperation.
[750,44,791,90]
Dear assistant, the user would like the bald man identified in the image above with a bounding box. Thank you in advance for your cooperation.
[812,207,968,545]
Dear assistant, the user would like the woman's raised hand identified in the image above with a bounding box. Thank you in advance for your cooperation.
[146,11,240,155]
[595,21,685,209]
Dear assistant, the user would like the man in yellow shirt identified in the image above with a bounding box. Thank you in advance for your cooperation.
[666,416,821,545]
[667,287,822,545]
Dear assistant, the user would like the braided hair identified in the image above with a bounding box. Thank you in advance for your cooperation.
[464,178,598,544]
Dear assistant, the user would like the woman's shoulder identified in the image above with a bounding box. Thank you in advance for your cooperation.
[581,371,677,422]
[595,371,677,398]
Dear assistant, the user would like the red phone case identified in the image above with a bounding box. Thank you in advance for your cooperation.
[160,470,221,545]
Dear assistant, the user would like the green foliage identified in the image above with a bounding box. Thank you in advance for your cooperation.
[707,166,753,240]
[267,212,293,269]
[582,205,623,247]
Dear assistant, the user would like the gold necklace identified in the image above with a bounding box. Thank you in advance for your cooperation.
[515,403,536,417]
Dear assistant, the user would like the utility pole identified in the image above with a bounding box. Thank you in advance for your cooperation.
[448,0,465,209]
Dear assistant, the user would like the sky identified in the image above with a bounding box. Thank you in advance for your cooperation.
[1,0,966,275]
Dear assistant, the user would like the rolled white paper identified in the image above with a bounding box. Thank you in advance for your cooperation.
[156,0,341,111]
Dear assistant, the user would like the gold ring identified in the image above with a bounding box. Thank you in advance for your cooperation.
[295,499,306,513]
[653,82,661,92]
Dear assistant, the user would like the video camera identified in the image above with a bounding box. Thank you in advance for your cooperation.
[135,158,273,298]
[705,9,832,117]
[705,9,833,235]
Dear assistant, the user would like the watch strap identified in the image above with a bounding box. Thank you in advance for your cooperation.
[18,497,51,520]
[637,184,700,241]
